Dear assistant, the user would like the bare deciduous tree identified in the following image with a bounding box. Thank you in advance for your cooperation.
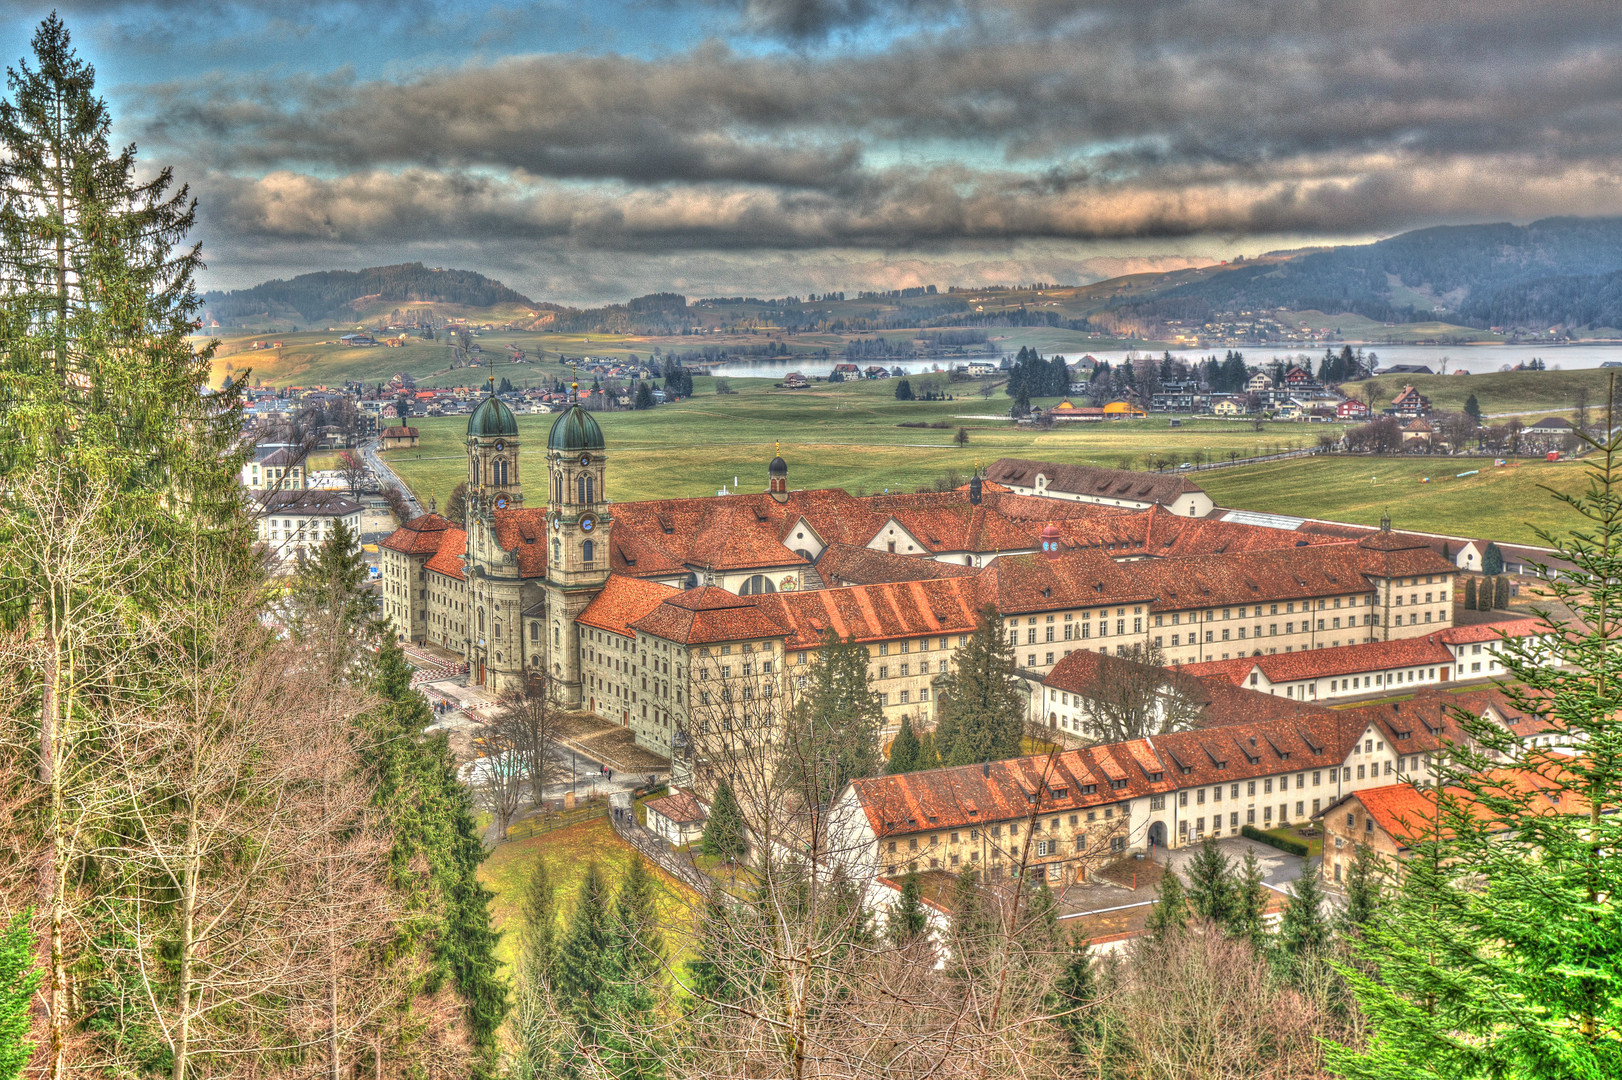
[473,718,527,838]
[335,448,367,496]
[500,677,569,804]
[1067,643,1205,744]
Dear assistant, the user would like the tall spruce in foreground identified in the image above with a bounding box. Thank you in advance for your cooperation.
[1050,932,1101,1059]
[366,640,508,1075]
[1145,870,1188,941]
[1184,837,1237,927]
[1330,395,1622,1080]
[700,779,747,861]
[0,14,244,549]
[886,715,920,774]
[935,606,1026,765]
[1277,865,1331,959]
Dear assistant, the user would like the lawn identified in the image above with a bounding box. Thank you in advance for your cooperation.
[1198,455,1593,546]
[383,376,1342,509]
[477,815,697,974]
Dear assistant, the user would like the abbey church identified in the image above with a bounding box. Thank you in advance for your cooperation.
[381,382,1461,767]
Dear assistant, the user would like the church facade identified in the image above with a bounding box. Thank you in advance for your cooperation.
[381,384,1461,773]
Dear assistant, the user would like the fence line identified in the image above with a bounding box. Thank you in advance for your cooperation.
[610,809,710,893]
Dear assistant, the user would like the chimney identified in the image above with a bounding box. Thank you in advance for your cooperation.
[982,761,991,778]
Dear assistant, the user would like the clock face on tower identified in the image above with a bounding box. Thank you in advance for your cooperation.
[494,440,505,452]
[580,515,596,532]
[495,495,509,509]
[579,453,591,467]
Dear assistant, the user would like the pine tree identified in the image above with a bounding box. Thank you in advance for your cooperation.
[365,640,509,1071]
[1050,931,1100,1059]
[1331,424,1622,1080]
[1480,575,1497,610]
[519,856,559,980]
[684,894,743,1004]
[1494,574,1511,609]
[634,381,654,410]
[886,716,920,774]
[601,858,665,1079]
[1464,393,1482,424]
[700,779,748,862]
[1277,866,1331,958]
[1342,843,1382,931]
[0,912,39,1080]
[946,868,994,981]
[1145,869,1188,940]
[914,730,937,770]
[0,14,245,549]
[1464,575,1477,609]
[894,378,914,401]
[1233,850,1269,948]
[1481,541,1504,575]
[1184,837,1237,926]
[935,606,1026,766]
[778,630,883,803]
[887,873,928,945]
[555,863,613,1029]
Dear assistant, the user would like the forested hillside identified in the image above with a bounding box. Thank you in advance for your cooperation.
[1116,217,1622,330]
[202,263,536,325]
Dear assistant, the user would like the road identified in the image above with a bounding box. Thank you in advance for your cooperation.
[362,437,424,518]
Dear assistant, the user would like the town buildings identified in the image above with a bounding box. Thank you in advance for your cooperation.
[984,459,1214,516]
[253,489,364,561]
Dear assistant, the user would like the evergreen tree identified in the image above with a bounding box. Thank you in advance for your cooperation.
[1013,385,1031,417]
[1480,576,1497,610]
[1331,433,1622,1080]
[634,381,654,409]
[934,607,1026,766]
[1494,574,1511,609]
[602,859,666,1079]
[1342,843,1382,931]
[0,14,245,552]
[700,779,748,862]
[1464,393,1482,424]
[886,715,920,774]
[287,518,380,674]
[887,873,928,945]
[894,378,914,401]
[554,863,613,1030]
[1481,541,1504,575]
[365,640,509,1071]
[0,912,39,1080]
[946,869,994,982]
[1184,837,1237,926]
[1233,851,1269,947]
[519,856,559,980]
[914,729,937,770]
[778,630,883,803]
[1464,575,1477,609]
[684,894,744,1004]
[1277,866,1331,958]
[1145,869,1188,940]
[1050,931,1100,1059]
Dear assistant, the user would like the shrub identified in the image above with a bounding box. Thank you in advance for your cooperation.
[1242,824,1309,857]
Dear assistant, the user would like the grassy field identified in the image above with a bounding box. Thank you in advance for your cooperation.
[477,815,695,974]
[1359,368,1620,419]
[1199,455,1592,545]
[382,376,1342,509]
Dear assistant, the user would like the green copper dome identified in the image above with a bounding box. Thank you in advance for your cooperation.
[467,386,519,438]
[548,403,605,452]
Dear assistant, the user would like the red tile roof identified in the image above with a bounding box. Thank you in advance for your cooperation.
[491,508,550,577]
[578,575,679,638]
[815,543,979,587]
[984,459,1206,506]
[1340,767,1586,849]
[629,587,789,645]
[850,709,1364,839]
[646,790,708,825]
[1042,649,1330,729]
[380,512,454,556]
[424,529,467,580]
[762,578,986,649]
[1180,635,1457,686]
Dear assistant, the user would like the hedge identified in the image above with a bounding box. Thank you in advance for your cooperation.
[1241,824,1310,857]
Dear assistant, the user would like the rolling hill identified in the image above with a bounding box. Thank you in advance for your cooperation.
[201,263,541,327]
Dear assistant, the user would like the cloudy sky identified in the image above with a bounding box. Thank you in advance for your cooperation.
[8,1,1622,304]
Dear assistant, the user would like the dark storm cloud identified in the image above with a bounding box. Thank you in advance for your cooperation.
[105,0,1622,292]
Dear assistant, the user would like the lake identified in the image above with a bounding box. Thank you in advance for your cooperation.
[705,344,1622,380]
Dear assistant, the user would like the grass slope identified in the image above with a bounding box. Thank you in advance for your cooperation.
[477,815,694,973]
[1357,368,1620,419]
[383,377,1340,509]
[1198,456,1590,545]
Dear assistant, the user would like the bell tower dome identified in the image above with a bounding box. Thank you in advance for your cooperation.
[545,384,611,587]
[466,376,522,514]
[768,443,789,502]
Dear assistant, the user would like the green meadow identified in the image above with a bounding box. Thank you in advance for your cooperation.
[381,376,1341,509]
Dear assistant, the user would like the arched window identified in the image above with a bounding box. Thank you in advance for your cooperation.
[740,574,776,595]
[583,539,595,563]
[471,459,480,485]
[577,474,588,503]
[477,609,485,631]
[495,460,505,485]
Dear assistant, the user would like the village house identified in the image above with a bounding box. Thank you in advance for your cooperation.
[1389,385,1433,417]
[1337,399,1370,421]
[1212,396,1248,417]
[254,489,364,564]
[985,459,1214,516]
[380,425,420,450]
[241,446,305,491]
